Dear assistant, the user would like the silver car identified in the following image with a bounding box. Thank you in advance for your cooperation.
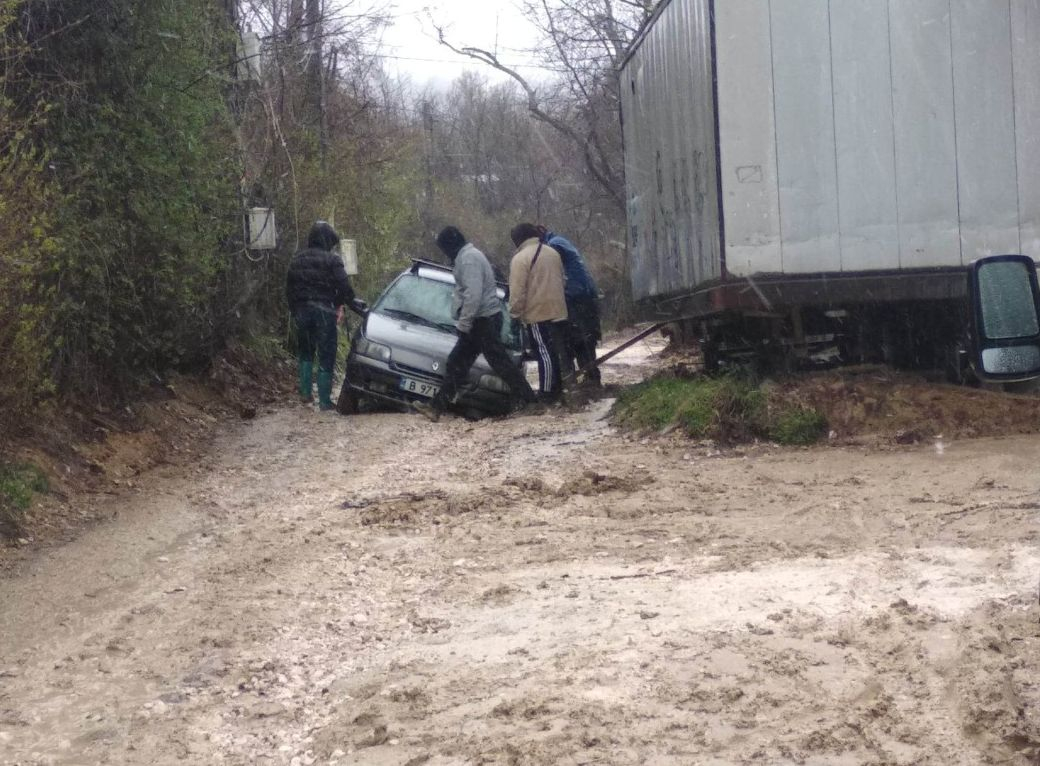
[337,259,524,417]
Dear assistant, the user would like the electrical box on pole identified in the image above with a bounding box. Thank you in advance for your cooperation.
[247,208,276,250]
[341,239,359,276]
[237,28,261,82]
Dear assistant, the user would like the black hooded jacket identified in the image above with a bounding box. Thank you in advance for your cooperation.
[286,222,356,313]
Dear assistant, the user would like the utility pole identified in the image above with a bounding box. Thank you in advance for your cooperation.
[305,0,328,171]
[222,0,242,118]
[420,99,438,234]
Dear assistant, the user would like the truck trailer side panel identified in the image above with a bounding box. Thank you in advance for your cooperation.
[1013,1,1040,255]
[888,0,961,269]
[714,0,781,278]
[622,0,1040,302]
[768,0,841,274]
[620,0,719,301]
[831,0,900,272]
[951,0,1020,258]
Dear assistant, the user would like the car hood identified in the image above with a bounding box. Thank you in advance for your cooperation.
[362,311,500,376]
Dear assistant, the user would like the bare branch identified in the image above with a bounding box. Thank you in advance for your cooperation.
[432,14,624,211]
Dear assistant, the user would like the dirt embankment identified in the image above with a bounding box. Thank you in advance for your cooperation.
[767,366,1040,444]
[654,341,1040,446]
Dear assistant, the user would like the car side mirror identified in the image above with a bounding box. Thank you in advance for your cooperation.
[968,254,1040,382]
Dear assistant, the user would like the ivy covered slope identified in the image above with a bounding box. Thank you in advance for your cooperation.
[0,0,240,422]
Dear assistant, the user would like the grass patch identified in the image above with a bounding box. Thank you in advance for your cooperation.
[0,462,49,538]
[613,374,827,446]
[768,407,829,446]
[239,333,292,365]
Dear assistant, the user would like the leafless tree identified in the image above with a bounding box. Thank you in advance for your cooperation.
[222,0,421,310]
[431,0,654,213]
[411,69,634,320]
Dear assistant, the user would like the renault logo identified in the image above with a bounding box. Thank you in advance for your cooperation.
[432,362,440,371]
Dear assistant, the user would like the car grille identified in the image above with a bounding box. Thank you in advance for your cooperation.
[393,361,440,380]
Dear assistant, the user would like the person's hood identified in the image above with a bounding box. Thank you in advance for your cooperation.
[514,237,542,254]
[307,221,340,251]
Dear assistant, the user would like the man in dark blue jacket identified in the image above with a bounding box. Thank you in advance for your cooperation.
[538,227,602,386]
[286,221,364,410]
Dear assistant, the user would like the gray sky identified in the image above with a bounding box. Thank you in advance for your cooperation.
[379,0,547,88]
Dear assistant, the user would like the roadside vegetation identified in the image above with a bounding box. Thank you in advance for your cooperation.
[0,462,48,537]
[613,364,1040,448]
[612,374,828,446]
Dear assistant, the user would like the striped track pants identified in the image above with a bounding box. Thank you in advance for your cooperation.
[528,321,564,397]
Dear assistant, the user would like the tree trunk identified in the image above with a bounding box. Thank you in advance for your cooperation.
[305,0,327,170]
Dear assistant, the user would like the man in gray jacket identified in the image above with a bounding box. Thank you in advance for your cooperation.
[412,226,538,421]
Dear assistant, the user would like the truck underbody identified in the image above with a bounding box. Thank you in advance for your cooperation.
[646,268,972,378]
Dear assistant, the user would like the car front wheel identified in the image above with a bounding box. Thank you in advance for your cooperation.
[336,379,360,415]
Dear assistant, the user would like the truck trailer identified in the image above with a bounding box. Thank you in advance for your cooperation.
[619,0,1040,373]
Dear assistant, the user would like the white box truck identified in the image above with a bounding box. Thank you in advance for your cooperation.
[620,0,1040,373]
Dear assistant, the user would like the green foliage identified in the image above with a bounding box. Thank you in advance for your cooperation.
[239,333,292,366]
[768,407,829,446]
[614,377,693,431]
[276,127,424,306]
[0,0,242,416]
[0,462,48,538]
[613,375,827,446]
[325,141,424,301]
[44,0,240,385]
[0,151,57,414]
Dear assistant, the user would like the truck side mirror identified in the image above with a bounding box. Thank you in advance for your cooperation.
[968,254,1040,382]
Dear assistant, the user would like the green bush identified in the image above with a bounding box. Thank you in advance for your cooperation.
[613,375,827,446]
[0,462,49,538]
[768,407,829,446]
[1,0,241,414]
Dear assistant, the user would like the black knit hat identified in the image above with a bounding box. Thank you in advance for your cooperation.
[307,220,340,251]
[510,222,540,247]
[435,226,467,257]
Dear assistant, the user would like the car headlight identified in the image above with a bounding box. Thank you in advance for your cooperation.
[354,337,392,362]
[478,374,508,393]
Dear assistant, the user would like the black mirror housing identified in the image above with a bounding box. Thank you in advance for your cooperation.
[968,254,1040,382]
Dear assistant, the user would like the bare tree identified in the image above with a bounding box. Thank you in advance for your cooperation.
[431,0,654,213]
[224,0,421,307]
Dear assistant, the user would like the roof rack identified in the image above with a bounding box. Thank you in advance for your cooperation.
[410,257,452,274]
[409,255,509,291]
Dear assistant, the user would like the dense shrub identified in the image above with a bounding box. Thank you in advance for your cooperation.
[0,462,48,537]
[3,0,241,403]
[1,0,240,421]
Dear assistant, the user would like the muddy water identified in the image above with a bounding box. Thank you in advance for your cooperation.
[1,332,1039,765]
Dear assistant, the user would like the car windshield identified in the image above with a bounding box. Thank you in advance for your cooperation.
[374,273,521,350]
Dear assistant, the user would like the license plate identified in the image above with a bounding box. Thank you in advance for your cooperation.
[399,377,440,398]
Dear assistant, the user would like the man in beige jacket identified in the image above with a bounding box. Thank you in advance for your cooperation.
[508,222,568,403]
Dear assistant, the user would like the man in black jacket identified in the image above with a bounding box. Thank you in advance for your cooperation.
[286,221,364,410]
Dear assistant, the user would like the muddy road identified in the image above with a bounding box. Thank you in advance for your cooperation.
[2,342,1039,765]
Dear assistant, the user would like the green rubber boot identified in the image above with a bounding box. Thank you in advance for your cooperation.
[298,360,314,403]
[317,368,335,411]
